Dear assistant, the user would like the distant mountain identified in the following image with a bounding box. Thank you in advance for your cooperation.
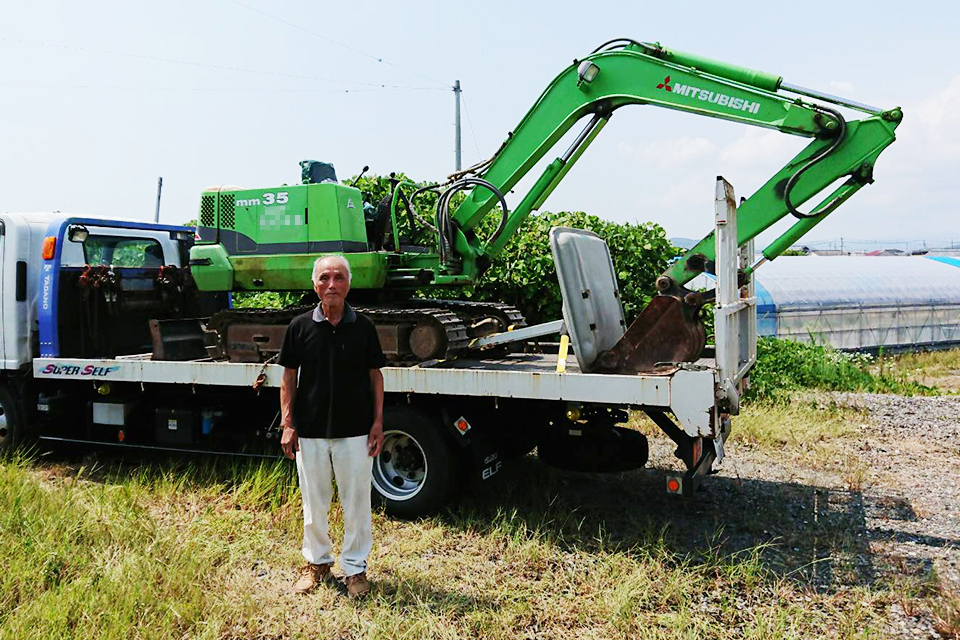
[670,237,698,249]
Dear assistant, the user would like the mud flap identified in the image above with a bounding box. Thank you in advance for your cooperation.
[466,430,506,483]
[441,412,507,484]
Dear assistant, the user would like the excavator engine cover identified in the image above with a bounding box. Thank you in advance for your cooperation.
[593,295,706,374]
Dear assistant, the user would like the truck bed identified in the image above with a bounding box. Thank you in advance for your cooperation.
[33,352,719,436]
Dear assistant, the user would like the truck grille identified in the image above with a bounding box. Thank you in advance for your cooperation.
[219,194,235,228]
[200,195,215,227]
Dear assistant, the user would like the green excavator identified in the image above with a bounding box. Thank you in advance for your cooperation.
[188,38,901,370]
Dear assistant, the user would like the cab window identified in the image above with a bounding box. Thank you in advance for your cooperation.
[83,236,164,268]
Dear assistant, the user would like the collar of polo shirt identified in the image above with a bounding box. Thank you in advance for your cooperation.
[312,301,357,324]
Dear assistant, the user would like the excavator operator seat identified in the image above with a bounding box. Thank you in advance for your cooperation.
[300,160,338,184]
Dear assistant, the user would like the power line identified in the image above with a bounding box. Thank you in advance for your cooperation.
[0,36,441,90]
[223,0,450,88]
[0,81,443,93]
[460,92,483,162]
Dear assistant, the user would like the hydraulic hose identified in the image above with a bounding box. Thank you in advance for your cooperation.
[590,38,645,54]
[406,184,440,234]
[783,104,848,220]
[435,178,509,269]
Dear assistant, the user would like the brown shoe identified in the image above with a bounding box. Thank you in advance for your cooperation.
[292,563,333,594]
[344,572,371,599]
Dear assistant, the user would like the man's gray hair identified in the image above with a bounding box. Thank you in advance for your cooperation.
[312,255,352,285]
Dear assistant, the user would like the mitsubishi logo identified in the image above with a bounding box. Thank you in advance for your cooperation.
[656,75,673,91]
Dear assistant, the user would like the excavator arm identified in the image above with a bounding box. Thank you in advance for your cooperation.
[433,40,901,288]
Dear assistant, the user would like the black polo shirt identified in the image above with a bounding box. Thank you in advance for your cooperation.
[278,303,386,438]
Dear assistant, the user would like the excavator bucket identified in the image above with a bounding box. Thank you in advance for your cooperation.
[593,295,706,375]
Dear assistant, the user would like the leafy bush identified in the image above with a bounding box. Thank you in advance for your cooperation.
[231,291,304,309]
[745,337,935,403]
[460,210,678,325]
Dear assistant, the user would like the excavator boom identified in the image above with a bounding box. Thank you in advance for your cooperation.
[423,39,900,372]
[434,40,899,289]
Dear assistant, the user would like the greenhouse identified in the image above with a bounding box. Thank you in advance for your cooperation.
[695,256,960,352]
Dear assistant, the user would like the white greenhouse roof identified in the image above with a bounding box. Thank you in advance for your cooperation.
[753,256,960,310]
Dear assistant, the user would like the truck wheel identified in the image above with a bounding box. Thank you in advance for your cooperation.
[0,385,23,453]
[372,407,458,518]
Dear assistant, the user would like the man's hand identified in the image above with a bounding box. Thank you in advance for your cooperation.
[368,420,384,457]
[281,426,299,460]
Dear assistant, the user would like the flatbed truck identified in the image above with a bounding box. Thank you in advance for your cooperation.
[1,179,756,516]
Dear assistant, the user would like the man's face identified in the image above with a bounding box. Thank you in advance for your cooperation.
[313,259,351,307]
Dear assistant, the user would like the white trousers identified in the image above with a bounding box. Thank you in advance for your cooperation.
[295,436,373,577]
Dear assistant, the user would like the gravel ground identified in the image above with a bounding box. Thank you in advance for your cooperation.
[832,394,960,587]
[648,392,960,639]
[483,391,960,637]
[833,393,960,638]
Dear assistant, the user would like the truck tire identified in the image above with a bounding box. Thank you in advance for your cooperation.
[372,406,458,518]
[0,385,24,454]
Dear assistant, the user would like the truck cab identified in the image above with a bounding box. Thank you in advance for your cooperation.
[35,217,197,359]
[0,213,196,368]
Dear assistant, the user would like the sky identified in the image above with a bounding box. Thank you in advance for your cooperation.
[2,0,957,253]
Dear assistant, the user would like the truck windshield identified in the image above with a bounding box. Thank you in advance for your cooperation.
[83,235,164,268]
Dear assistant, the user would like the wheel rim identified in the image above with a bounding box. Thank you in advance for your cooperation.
[372,429,428,501]
[0,403,8,448]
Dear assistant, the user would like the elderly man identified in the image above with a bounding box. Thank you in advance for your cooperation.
[278,255,386,598]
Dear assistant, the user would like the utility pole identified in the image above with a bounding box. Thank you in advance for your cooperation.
[453,80,462,172]
[154,177,163,223]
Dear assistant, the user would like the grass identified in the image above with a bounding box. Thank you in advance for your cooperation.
[746,338,937,402]
[732,398,863,450]
[1,448,898,640]
[873,348,960,392]
[5,346,958,638]
[0,455,301,640]
[932,588,960,638]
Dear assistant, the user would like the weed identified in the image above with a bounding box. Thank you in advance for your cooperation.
[731,398,861,450]
[933,587,960,638]
[746,338,937,403]
[874,348,960,392]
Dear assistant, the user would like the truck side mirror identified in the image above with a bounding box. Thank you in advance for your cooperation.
[67,224,89,242]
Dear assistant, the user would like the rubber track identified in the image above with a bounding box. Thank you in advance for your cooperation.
[204,304,470,365]
[403,299,527,331]
[354,306,470,365]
